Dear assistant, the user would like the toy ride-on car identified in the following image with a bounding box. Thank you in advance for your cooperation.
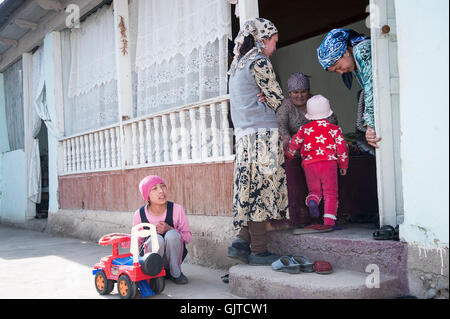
[93,223,166,299]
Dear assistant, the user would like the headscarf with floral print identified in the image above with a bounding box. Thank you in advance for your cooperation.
[228,17,278,75]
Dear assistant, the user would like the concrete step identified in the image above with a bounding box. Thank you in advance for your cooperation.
[229,264,403,299]
[266,224,409,293]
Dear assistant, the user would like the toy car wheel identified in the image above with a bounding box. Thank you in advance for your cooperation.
[149,277,165,294]
[95,270,114,295]
[118,275,138,299]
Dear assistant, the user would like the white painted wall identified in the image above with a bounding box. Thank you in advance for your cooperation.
[0,150,27,223]
[271,20,370,134]
[395,0,449,247]
[1,68,27,223]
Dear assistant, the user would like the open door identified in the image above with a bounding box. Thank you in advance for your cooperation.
[370,0,404,226]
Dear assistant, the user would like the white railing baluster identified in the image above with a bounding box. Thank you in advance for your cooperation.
[154,117,161,163]
[162,115,169,162]
[94,132,100,169]
[63,140,68,173]
[105,129,111,168]
[139,120,145,165]
[89,133,95,170]
[110,128,117,168]
[180,110,189,160]
[131,122,138,165]
[115,127,121,168]
[99,131,105,169]
[189,108,198,160]
[169,112,178,161]
[84,135,90,171]
[210,103,219,158]
[80,135,86,171]
[221,100,232,157]
[145,118,152,164]
[69,138,74,172]
[200,106,208,159]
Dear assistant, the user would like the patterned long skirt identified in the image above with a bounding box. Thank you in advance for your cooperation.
[232,130,289,229]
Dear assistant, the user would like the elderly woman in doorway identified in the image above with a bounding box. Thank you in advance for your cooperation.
[317,28,381,148]
[275,72,338,228]
[133,175,191,285]
[227,17,289,266]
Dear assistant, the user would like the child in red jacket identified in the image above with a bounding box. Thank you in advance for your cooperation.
[286,95,349,228]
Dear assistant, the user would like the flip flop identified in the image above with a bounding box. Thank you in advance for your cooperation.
[271,256,301,274]
[292,224,333,235]
[314,260,333,274]
[291,255,314,273]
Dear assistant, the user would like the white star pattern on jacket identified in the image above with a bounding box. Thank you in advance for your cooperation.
[335,135,344,145]
[317,120,329,127]
[329,129,338,137]
[304,127,314,135]
[304,143,312,151]
[316,134,327,144]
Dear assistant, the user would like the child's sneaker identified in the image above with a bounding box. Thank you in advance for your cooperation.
[307,200,320,218]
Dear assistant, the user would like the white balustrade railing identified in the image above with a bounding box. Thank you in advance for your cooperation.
[59,95,234,174]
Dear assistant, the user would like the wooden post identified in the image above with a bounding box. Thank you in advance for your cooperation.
[113,0,133,168]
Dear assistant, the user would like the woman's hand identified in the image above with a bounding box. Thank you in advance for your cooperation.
[281,135,290,150]
[257,92,266,102]
[340,168,347,176]
[366,127,382,148]
[156,221,173,235]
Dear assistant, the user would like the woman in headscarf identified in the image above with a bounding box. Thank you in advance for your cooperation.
[227,18,288,266]
[317,28,381,148]
[275,72,338,228]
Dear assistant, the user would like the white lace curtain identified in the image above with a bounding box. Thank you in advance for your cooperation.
[3,59,24,151]
[62,5,118,136]
[134,0,231,116]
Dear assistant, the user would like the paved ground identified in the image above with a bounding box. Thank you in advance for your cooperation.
[0,224,238,299]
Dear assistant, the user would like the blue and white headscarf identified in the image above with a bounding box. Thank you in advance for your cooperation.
[317,29,369,70]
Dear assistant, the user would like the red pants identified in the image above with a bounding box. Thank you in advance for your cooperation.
[304,161,339,225]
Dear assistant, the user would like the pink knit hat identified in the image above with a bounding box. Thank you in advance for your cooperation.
[139,175,166,202]
[305,94,333,120]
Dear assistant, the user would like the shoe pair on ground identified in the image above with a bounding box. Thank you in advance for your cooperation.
[165,271,189,285]
[271,255,333,275]
[227,238,280,266]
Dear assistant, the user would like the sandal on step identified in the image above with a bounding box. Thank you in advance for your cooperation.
[291,255,314,273]
[314,260,333,274]
[271,256,301,274]
[373,225,398,240]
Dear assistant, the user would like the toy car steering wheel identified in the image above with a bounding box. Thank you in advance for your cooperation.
[98,233,131,246]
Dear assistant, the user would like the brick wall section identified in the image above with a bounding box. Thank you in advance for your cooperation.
[58,162,235,216]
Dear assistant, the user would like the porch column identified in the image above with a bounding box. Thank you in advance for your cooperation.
[113,0,133,167]
[239,0,259,26]
[22,53,36,220]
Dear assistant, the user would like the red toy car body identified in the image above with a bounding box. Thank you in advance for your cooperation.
[93,224,166,299]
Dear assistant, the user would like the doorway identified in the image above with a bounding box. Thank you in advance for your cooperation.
[259,0,380,226]
[35,121,48,219]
